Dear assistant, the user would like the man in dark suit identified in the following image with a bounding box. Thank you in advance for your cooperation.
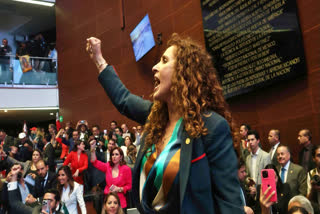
[268,129,280,167]
[25,160,57,204]
[9,188,62,214]
[6,163,34,212]
[298,129,316,173]
[240,124,251,162]
[42,134,55,172]
[0,129,15,153]
[277,145,307,196]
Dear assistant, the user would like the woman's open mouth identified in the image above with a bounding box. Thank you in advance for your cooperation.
[154,76,160,91]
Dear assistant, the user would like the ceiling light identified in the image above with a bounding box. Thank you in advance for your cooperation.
[0,107,59,111]
[12,0,54,7]
[50,113,54,115]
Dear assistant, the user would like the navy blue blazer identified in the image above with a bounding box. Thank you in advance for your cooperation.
[98,65,244,214]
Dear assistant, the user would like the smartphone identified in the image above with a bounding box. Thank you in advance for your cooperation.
[261,169,277,202]
[109,184,115,192]
[104,129,107,135]
[42,199,50,214]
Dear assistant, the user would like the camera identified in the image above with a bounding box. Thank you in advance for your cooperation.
[94,136,100,146]
[80,120,85,124]
[311,175,320,186]
[17,172,23,180]
[262,170,269,178]
[246,177,256,187]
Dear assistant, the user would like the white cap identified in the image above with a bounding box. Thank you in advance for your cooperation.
[18,132,26,139]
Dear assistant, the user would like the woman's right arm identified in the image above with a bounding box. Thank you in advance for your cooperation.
[86,37,152,124]
[90,140,108,173]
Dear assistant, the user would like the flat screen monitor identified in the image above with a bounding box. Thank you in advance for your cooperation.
[130,14,156,61]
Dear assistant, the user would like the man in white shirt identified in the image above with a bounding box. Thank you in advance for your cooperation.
[277,145,307,196]
[246,130,271,185]
[268,129,281,166]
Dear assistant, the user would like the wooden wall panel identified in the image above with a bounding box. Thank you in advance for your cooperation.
[56,0,319,160]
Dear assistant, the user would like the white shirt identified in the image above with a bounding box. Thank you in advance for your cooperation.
[61,182,86,214]
[270,142,280,160]
[280,161,290,183]
[7,181,30,204]
[121,146,127,158]
[251,148,260,183]
[105,150,110,162]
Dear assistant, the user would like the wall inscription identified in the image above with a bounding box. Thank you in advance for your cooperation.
[200,0,306,98]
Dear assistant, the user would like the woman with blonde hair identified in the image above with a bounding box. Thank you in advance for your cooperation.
[102,192,124,214]
[87,33,243,213]
[4,148,42,179]
[124,144,136,169]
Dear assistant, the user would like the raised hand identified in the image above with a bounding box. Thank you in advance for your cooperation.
[260,186,275,214]
[86,37,108,71]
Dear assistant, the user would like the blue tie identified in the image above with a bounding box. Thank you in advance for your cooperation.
[281,168,286,183]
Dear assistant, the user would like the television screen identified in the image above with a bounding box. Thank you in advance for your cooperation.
[130,14,156,61]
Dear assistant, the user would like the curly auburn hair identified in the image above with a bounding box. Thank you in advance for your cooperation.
[143,33,236,152]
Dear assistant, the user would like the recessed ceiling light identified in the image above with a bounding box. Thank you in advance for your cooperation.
[12,0,54,7]
[50,113,54,115]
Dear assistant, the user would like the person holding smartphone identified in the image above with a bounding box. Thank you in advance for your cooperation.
[36,189,63,214]
[254,164,292,214]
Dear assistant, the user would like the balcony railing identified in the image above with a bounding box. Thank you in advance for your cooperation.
[0,55,57,88]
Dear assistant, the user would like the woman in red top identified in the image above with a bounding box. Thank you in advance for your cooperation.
[56,128,69,160]
[63,140,88,184]
[90,142,132,210]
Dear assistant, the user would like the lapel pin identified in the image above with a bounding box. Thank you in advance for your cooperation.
[186,138,190,144]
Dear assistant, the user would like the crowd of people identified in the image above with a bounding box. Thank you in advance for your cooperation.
[0,119,142,214]
[1,31,318,214]
[237,124,320,214]
[0,35,57,75]
[1,120,318,214]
